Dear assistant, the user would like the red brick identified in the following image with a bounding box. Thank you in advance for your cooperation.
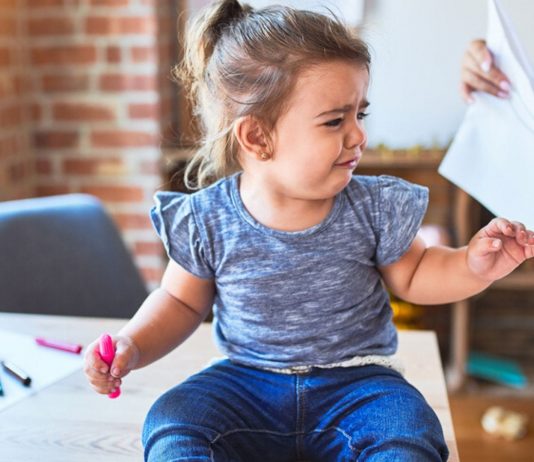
[90,0,129,6]
[131,46,157,63]
[26,0,66,7]
[0,0,18,9]
[9,160,31,181]
[113,212,152,229]
[106,46,121,63]
[12,75,33,95]
[62,158,123,175]
[99,74,157,91]
[35,158,53,175]
[28,17,75,36]
[134,241,163,256]
[86,16,156,35]
[31,104,42,122]
[80,185,144,202]
[34,131,79,149]
[91,130,158,148]
[0,47,10,66]
[0,17,17,37]
[0,134,20,160]
[36,185,71,196]
[42,74,89,92]
[128,102,159,119]
[31,46,97,66]
[0,104,23,127]
[53,102,115,121]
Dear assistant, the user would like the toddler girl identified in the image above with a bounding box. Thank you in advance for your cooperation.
[84,1,534,461]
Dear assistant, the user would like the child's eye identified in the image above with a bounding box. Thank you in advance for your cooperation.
[357,112,370,120]
[324,118,343,127]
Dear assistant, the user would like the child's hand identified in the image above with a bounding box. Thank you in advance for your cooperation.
[83,335,140,395]
[467,218,534,282]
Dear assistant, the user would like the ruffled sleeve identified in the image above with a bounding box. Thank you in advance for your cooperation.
[150,191,214,279]
[374,175,429,266]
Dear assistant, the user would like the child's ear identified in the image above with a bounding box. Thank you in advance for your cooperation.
[233,116,270,160]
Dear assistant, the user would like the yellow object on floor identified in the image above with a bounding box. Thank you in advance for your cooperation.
[390,296,423,330]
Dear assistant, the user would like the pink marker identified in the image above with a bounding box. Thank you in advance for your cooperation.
[99,333,121,399]
[35,337,83,354]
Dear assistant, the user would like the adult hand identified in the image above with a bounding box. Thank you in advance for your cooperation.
[460,39,511,103]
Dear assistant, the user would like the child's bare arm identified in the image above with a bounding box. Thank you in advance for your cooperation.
[117,259,215,369]
[84,260,214,394]
[380,218,534,305]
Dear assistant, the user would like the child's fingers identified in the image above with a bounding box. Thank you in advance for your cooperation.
[83,342,109,376]
[110,336,139,378]
[472,236,502,256]
[83,336,126,395]
[509,221,530,245]
[485,218,515,237]
[89,377,122,395]
[486,218,533,245]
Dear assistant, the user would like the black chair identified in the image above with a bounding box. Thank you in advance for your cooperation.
[0,194,148,318]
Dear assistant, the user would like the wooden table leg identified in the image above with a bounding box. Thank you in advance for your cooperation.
[447,299,470,392]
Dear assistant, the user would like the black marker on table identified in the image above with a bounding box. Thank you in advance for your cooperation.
[1,360,32,387]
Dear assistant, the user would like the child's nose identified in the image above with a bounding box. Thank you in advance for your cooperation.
[345,120,367,150]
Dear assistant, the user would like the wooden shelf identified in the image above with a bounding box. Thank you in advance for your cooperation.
[493,268,534,290]
[448,189,534,391]
[162,147,445,170]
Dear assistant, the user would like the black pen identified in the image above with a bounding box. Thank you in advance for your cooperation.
[1,360,32,387]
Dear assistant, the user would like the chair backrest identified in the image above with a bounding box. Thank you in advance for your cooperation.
[0,194,149,318]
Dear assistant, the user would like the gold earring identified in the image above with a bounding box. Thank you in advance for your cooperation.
[260,151,270,160]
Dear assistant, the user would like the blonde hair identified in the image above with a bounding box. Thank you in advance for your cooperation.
[175,0,370,189]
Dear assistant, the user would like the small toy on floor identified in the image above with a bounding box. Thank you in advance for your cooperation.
[467,352,527,389]
[481,406,529,441]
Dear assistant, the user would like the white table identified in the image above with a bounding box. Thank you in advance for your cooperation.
[0,312,459,461]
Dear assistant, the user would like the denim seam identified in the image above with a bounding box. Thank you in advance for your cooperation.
[146,426,217,461]
[296,374,304,459]
[308,426,361,457]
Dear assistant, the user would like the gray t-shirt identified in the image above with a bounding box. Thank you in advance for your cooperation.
[151,173,428,370]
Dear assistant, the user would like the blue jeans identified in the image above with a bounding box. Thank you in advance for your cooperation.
[143,360,449,461]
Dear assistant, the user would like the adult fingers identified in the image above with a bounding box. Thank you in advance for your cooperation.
[462,40,510,98]
[461,61,507,97]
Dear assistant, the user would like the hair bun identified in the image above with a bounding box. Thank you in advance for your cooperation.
[207,0,250,43]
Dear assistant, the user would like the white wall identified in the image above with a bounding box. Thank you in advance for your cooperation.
[362,0,534,149]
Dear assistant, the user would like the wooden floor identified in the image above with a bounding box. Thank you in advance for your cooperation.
[449,394,534,461]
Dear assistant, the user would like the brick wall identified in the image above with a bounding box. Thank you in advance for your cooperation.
[0,0,183,290]
[0,0,35,200]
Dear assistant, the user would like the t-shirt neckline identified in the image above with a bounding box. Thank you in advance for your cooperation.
[229,172,345,239]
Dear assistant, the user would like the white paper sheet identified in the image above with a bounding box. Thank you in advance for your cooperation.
[439,0,534,229]
[0,329,82,412]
